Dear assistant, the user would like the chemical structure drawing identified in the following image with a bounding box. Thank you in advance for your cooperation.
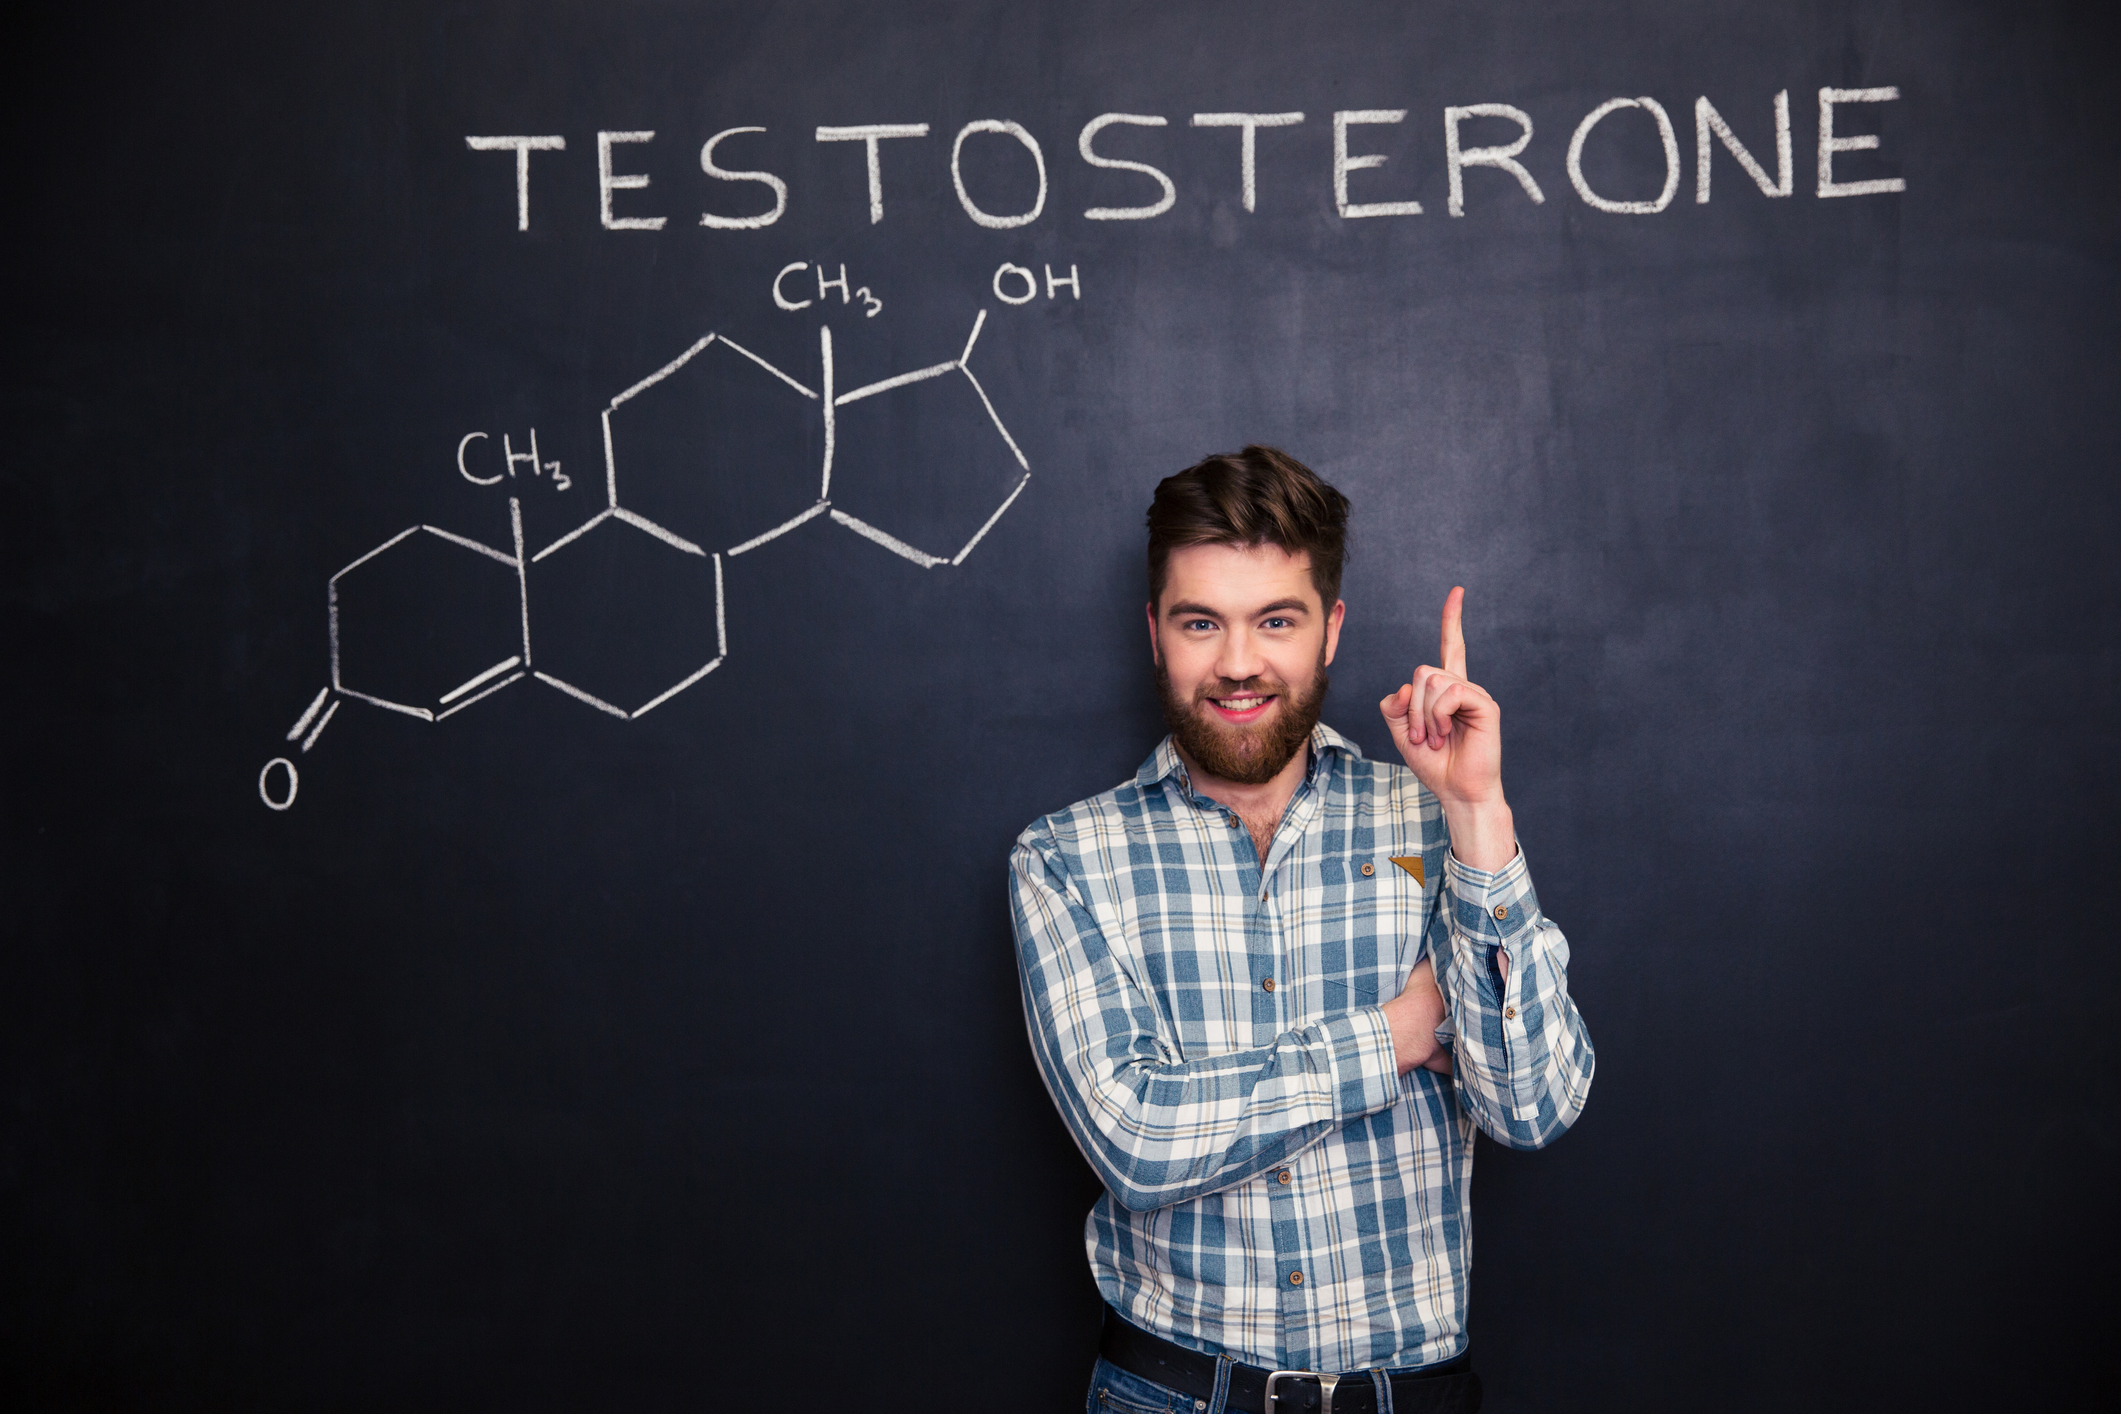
[258,309,1030,810]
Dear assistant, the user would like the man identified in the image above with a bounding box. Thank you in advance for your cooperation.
[1009,447,1594,1414]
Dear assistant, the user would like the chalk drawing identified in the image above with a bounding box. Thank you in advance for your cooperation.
[1817,87,1905,199]
[1696,92,1793,202]
[1189,112,1303,213]
[993,263,1037,305]
[598,130,667,230]
[1567,97,1681,214]
[1333,110,1422,218]
[456,431,498,484]
[262,304,1033,805]
[527,521,724,720]
[259,758,298,810]
[479,97,1908,233]
[1079,114,1177,221]
[464,135,565,231]
[815,124,930,224]
[699,127,788,229]
[710,307,1035,566]
[1444,104,1545,217]
[324,502,528,726]
[951,120,1047,229]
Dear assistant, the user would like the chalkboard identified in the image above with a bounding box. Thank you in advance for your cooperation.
[6,1,2115,1407]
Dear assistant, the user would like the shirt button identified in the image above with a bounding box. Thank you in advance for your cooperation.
[1360,862,1375,877]
[1276,1169,1291,1185]
[1505,1005,1517,1020]
[1262,977,1276,993]
[1493,904,1509,920]
[1289,1270,1304,1286]
[1228,816,1240,828]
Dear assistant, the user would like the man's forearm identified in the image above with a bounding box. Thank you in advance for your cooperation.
[1442,797,1516,874]
[1443,800,1517,979]
[1379,957,1454,1075]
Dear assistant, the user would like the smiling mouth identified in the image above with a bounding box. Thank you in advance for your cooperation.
[1206,693,1277,721]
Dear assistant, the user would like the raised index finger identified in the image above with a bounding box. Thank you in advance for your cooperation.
[1440,585,1467,679]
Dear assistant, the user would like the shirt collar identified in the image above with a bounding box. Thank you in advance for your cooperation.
[1135,722,1364,799]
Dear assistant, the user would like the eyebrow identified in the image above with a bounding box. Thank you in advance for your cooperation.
[1164,598,1313,620]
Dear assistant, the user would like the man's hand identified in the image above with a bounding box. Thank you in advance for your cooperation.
[1380,586,1516,872]
[1382,957,1454,1076]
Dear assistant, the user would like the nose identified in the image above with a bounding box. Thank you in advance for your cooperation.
[1213,624,1267,685]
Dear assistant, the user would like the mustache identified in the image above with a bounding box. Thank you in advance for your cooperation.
[1192,676,1287,701]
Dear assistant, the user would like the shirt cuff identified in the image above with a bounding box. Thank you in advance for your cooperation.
[1443,843,1541,947]
[1321,1005,1403,1121]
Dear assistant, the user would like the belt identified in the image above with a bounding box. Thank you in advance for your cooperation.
[1098,1307,1482,1414]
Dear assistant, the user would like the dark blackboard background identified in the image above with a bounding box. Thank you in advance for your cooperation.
[5,1,2116,1408]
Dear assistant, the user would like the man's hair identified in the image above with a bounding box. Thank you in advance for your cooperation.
[1146,445,1351,608]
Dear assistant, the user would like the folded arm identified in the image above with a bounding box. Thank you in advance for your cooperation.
[1010,830,1409,1213]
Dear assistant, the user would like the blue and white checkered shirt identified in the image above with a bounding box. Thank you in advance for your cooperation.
[1008,723,1594,1373]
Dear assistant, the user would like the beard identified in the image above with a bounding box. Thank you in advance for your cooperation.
[1156,649,1330,787]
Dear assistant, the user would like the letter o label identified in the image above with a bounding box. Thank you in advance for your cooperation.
[259,757,299,811]
[992,263,1038,305]
[952,120,1047,229]
[1567,96,1681,215]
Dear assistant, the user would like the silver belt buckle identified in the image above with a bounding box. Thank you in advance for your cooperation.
[1265,1369,1340,1414]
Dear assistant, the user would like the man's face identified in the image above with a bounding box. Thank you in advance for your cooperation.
[1149,542,1345,787]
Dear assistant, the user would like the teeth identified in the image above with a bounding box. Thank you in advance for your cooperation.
[1217,696,1267,710]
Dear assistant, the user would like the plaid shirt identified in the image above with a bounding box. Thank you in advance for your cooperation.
[1008,723,1594,1373]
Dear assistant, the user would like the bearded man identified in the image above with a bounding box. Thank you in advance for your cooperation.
[1009,446,1594,1414]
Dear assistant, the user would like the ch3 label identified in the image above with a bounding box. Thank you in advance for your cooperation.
[458,429,570,491]
[992,262,1080,306]
[774,262,882,317]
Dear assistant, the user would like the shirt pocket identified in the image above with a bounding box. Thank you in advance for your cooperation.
[1378,846,1439,957]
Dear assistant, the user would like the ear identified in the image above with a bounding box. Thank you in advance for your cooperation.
[1322,599,1346,667]
[1145,600,1162,665]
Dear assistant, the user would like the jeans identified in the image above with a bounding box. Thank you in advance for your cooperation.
[1088,1356,1217,1414]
